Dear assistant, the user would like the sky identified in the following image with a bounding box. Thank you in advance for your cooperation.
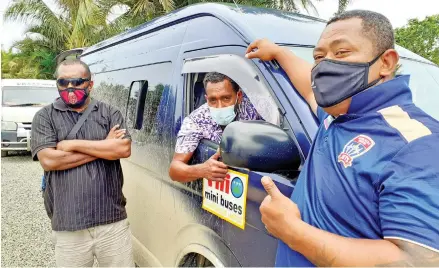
[0,0,438,50]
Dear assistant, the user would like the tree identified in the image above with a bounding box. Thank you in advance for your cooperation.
[335,0,350,15]
[1,43,56,79]
[101,0,352,26]
[3,0,128,78]
[395,15,439,65]
[4,0,110,52]
[3,0,352,79]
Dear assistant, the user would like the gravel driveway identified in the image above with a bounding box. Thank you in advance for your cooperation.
[1,152,55,267]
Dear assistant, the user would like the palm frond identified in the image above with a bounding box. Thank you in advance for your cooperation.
[21,24,65,51]
[337,0,350,14]
[300,0,319,15]
[159,0,175,12]
[4,0,70,49]
[132,0,157,18]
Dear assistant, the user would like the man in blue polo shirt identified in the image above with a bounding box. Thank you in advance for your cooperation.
[246,10,439,266]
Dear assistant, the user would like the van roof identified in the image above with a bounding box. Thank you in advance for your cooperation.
[1,79,57,88]
[82,3,435,66]
[82,3,325,55]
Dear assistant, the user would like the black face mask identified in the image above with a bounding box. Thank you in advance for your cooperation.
[311,52,384,108]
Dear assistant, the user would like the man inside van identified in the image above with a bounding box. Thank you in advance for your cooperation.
[31,59,134,267]
[169,72,263,182]
[246,10,439,267]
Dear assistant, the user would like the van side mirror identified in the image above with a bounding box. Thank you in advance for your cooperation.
[220,121,301,173]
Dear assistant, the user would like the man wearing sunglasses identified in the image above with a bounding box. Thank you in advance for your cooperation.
[31,59,134,267]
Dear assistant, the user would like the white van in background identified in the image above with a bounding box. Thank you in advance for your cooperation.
[1,79,59,157]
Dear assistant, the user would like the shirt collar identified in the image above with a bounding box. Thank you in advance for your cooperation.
[53,97,98,112]
[348,75,413,114]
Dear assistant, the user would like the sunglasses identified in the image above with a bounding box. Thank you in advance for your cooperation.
[57,78,90,87]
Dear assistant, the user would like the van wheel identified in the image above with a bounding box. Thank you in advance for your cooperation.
[179,253,214,267]
[1,151,7,157]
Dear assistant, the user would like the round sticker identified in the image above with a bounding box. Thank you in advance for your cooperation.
[231,177,244,198]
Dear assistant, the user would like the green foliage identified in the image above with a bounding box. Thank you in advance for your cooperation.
[335,0,350,15]
[1,44,56,79]
[395,15,439,65]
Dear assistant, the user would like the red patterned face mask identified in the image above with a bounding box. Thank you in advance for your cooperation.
[58,87,89,108]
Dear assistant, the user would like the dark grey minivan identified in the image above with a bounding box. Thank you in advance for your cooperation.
[63,3,439,267]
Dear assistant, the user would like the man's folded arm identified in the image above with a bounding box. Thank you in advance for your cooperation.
[37,147,97,171]
[59,139,131,160]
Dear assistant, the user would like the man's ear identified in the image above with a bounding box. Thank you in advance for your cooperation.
[237,90,243,103]
[379,49,400,77]
[205,94,208,101]
[88,81,94,93]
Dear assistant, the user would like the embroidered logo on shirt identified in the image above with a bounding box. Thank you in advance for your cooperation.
[338,135,375,168]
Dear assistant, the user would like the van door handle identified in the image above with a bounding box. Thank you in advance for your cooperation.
[134,81,149,130]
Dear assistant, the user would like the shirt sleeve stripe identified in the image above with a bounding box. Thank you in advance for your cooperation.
[384,236,439,253]
[378,105,432,143]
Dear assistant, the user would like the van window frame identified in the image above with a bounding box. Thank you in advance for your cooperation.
[181,54,282,126]
[179,49,306,182]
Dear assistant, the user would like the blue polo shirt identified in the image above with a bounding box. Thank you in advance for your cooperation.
[276,75,439,267]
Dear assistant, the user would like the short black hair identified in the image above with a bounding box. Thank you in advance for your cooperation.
[327,10,395,54]
[203,72,240,93]
[55,59,91,78]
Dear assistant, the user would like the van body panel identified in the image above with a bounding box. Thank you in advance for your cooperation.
[2,107,45,123]
[1,79,58,154]
[83,6,309,265]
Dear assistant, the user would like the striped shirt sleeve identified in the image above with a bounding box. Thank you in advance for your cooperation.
[31,108,58,161]
[109,107,131,140]
[175,116,204,154]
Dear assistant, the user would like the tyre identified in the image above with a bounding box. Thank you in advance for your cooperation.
[179,253,214,267]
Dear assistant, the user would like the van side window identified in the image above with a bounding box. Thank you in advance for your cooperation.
[140,83,166,140]
[125,63,171,144]
[92,62,173,175]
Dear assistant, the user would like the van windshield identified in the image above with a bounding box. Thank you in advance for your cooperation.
[2,86,59,107]
[288,46,439,120]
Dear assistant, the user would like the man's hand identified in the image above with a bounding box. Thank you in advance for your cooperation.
[200,150,228,181]
[106,124,126,139]
[56,140,74,152]
[245,39,284,61]
[259,177,439,267]
[246,38,317,115]
[260,176,301,240]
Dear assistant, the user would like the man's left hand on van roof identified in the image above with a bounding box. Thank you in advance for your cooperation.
[168,72,264,183]
[246,39,318,115]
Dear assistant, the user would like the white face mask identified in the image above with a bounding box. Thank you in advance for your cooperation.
[209,95,239,126]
